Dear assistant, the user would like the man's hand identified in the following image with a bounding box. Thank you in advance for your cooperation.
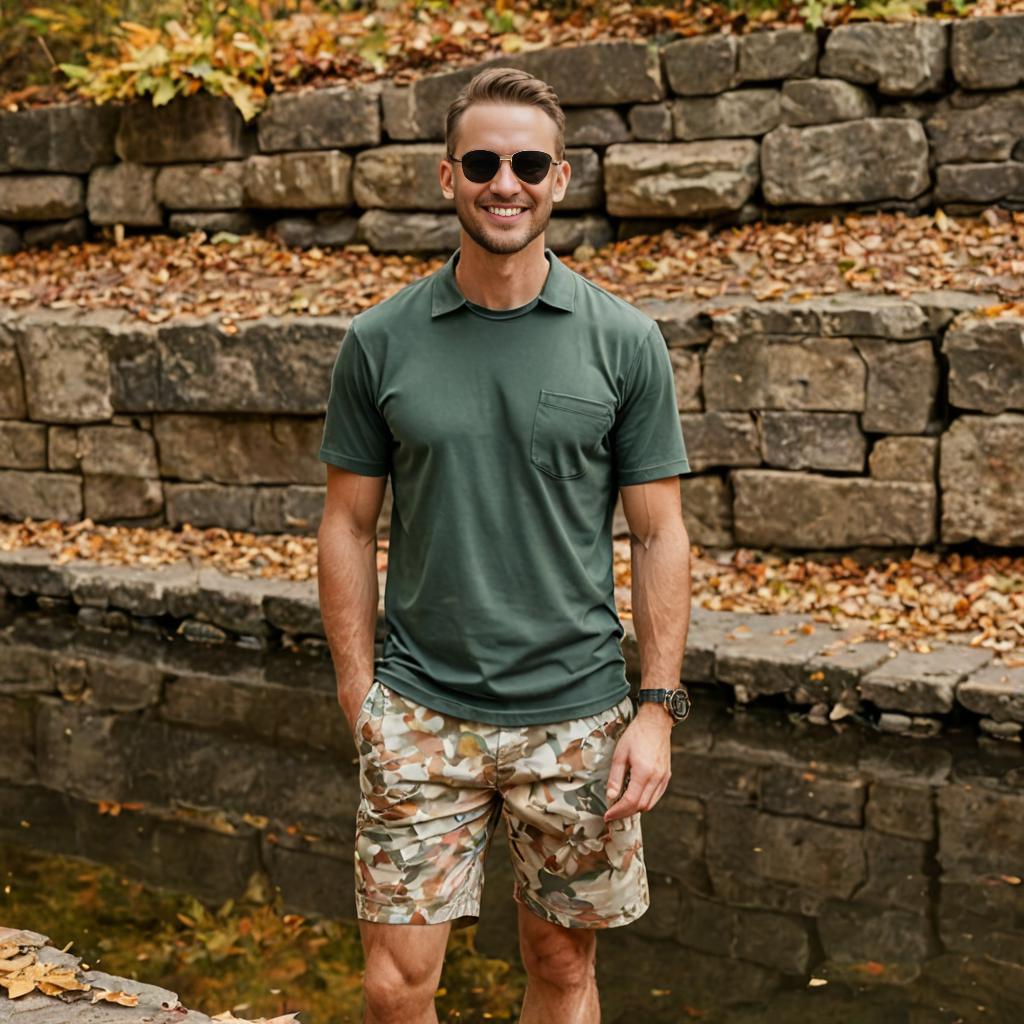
[339,678,376,734]
[603,704,673,823]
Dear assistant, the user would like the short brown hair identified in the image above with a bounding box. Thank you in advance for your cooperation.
[445,67,566,160]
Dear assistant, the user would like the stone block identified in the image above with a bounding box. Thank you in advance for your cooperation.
[925,90,1024,163]
[716,621,837,699]
[0,223,20,253]
[154,414,324,485]
[357,209,459,253]
[859,646,994,714]
[858,735,952,786]
[802,638,891,705]
[116,93,254,164]
[860,830,932,913]
[257,83,381,152]
[84,654,164,713]
[663,34,739,96]
[0,547,72,597]
[66,560,197,618]
[869,436,938,481]
[0,174,84,221]
[737,28,818,83]
[157,315,347,414]
[762,119,929,205]
[604,141,760,217]
[940,413,1024,546]
[0,421,46,469]
[565,107,631,146]
[678,411,760,471]
[943,316,1024,414]
[21,216,88,248]
[781,78,875,126]
[706,801,866,899]
[703,335,866,412]
[638,793,705,877]
[732,906,814,975]
[760,764,865,826]
[545,214,615,255]
[806,294,931,339]
[958,664,1024,723]
[935,161,1024,205]
[0,326,26,418]
[169,210,258,236]
[164,482,257,530]
[559,148,604,211]
[818,901,934,963]
[0,103,119,173]
[938,784,1024,878]
[83,474,163,522]
[854,337,939,434]
[161,671,350,755]
[670,751,759,804]
[951,14,1024,89]
[733,470,937,548]
[0,470,82,520]
[154,161,246,210]
[269,212,359,249]
[627,103,673,142]
[264,579,323,637]
[670,348,701,411]
[677,473,733,548]
[353,143,451,210]
[758,412,866,471]
[252,485,328,534]
[86,162,162,226]
[865,780,934,841]
[77,424,158,477]
[673,89,782,140]
[819,22,948,95]
[638,297,716,348]
[243,151,353,209]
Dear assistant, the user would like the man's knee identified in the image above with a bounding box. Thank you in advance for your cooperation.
[519,922,597,989]
[361,922,448,1019]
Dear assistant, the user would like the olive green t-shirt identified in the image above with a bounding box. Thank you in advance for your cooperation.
[319,246,690,724]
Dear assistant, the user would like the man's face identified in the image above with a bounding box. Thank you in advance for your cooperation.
[440,102,571,256]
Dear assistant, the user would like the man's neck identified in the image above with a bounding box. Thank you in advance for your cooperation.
[454,235,550,310]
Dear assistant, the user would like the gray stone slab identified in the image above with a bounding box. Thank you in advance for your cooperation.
[860,646,996,714]
[715,616,841,698]
[65,561,198,618]
[958,663,1024,723]
[0,549,71,597]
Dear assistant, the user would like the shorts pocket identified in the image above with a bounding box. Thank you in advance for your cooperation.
[354,678,383,732]
[530,389,614,480]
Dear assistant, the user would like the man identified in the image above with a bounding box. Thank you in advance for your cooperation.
[317,66,692,1024]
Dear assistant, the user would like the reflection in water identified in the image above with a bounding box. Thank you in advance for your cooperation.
[1,608,1023,1022]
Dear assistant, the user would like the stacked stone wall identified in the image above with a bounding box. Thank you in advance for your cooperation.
[2,16,1024,253]
[1,293,1021,552]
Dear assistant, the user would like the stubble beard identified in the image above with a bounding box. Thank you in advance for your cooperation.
[457,196,553,255]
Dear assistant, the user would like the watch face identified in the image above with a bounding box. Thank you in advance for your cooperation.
[668,688,691,721]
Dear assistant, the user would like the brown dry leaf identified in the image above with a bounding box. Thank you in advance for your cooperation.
[90,989,140,1006]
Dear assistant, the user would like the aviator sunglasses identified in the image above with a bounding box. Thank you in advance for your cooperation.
[448,150,560,185]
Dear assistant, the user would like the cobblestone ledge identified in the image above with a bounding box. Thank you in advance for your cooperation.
[1,547,1019,738]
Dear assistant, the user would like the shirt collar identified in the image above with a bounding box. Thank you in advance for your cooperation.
[431,245,576,318]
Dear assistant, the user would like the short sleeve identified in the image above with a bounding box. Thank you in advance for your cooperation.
[613,323,690,486]
[318,323,392,477]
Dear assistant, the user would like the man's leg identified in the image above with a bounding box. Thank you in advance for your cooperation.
[358,919,452,1024]
[517,904,599,1024]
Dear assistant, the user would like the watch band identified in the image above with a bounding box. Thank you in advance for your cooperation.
[636,687,692,723]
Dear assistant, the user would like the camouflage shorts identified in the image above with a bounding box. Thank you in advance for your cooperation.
[352,679,650,930]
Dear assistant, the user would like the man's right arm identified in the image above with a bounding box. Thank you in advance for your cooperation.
[317,463,388,731]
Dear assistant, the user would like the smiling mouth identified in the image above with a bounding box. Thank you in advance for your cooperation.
[482,206,529,220]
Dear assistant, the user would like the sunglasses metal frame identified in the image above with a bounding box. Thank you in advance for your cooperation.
[447,149,561,185]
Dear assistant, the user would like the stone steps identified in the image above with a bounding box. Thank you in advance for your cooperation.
[1,546,1019,737]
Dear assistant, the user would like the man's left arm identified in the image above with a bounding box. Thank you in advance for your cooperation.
[604,476,691,823]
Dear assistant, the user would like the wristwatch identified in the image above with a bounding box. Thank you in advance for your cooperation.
[636,686,692,724]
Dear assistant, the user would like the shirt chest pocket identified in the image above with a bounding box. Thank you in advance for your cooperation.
[530,389,614,480]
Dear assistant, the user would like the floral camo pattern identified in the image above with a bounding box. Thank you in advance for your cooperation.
[352,679,649,929]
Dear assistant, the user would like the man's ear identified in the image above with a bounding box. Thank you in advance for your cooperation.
[552,157,572,204]
[439,158,455,200]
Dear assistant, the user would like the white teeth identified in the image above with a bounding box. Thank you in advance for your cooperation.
[487,207,522,217]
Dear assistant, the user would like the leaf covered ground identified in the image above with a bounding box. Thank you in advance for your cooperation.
[1,208,1023,326]
[3,0,1018,113]
[1,517,1021,666]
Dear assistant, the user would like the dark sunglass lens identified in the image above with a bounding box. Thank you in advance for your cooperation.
[512,152,552,183]
[461,150,501,182]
